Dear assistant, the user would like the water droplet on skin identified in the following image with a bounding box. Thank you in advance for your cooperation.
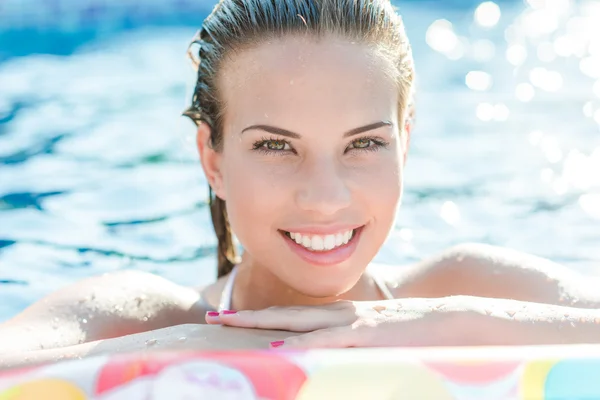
[289,80,294,85]
[143,316,149,322]
[178,336,187,342]
[146,339,158,346]
[372,305,387,313]
[558,295,567,303]
[81,319,88,324]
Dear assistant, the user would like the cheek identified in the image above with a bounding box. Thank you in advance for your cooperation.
[351,153,403,209]
[220,155,292,240]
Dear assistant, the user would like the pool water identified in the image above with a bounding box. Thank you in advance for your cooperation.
[1,0,600,322]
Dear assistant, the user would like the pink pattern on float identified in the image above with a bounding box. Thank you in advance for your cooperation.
[0,347,600,399]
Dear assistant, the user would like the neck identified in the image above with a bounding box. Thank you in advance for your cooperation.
[229,254,384,311]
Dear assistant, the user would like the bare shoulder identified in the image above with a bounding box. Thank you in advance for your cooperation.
[382,243,600,306]
[0,270,212,353]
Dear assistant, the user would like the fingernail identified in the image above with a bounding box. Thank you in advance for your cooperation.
[222,310,237,315]
[270,341,284,348]
[206,311,220,317]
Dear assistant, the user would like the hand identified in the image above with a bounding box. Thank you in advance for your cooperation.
[206,298,472,349]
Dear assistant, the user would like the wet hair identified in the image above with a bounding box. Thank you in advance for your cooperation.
[183,0,415,278]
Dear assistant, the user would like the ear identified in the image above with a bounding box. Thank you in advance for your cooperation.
[402,105,414,165]
[196,122,226,200]
[402,118,412,165]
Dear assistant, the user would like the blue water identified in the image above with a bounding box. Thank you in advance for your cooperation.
[1,0,600,322]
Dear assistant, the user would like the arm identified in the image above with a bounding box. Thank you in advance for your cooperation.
[393,243,600,308]
[0,270,208,353]
[451,295,600,346]
[0,323,293,371]
[210,295,600,348]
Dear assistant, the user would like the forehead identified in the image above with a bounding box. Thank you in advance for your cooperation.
[218,36,398,132]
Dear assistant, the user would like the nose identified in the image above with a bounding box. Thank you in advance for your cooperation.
[295,158,352,216]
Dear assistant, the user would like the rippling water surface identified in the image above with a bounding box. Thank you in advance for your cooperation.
[1,0,599,321]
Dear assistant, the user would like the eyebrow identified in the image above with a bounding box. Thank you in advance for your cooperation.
[240,120,393,139]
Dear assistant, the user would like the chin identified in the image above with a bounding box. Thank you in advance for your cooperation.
[286,270,361,299]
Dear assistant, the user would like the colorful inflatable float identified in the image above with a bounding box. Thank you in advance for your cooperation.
[2,345,600,399]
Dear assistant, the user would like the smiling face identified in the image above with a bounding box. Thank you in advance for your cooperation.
[199,36,407,298]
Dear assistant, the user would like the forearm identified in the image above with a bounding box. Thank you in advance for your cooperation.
[452,295,600,345]
[0,324,291,371]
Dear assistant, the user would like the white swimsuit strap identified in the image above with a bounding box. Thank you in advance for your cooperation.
[371,270,394,300]
[218,265,239,311]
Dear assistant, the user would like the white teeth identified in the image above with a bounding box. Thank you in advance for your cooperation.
[286,229,356,252]
[302,235,311,248]
[311,236,324,251]
[324,235,336,250]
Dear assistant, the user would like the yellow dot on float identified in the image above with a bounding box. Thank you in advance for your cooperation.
[519,359,558,400]
[296,363,453,400]
[0,379,87,400]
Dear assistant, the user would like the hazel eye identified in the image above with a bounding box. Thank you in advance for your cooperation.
[252,137,294,154]
[345,136,390,154]
[351,138,372,149]
[265,139,288,151]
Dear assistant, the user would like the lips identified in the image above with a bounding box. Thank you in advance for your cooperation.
[280,225,365,266]
[283,229,355,251]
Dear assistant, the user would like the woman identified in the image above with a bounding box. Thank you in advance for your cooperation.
[2,0,600,370]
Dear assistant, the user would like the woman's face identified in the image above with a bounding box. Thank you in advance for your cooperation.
[202,36,406,298]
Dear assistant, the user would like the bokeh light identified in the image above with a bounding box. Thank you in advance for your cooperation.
[474,2,501,28]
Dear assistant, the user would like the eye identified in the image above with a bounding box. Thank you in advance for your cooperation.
[346,136,389,153]
[252,137,294,154]
[265,139,288,151]
[351,138,372,149]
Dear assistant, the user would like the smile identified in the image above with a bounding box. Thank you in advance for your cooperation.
[279,225,365,266]
[283,229,355,252]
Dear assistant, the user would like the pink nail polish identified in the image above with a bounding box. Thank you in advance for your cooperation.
[222,310,237,315]
[206,311,220,317]
[270,341,284,348]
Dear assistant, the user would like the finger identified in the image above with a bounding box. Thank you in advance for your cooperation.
[205,311,222,324]
[217,307,353,332]
[275,326,361,349]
